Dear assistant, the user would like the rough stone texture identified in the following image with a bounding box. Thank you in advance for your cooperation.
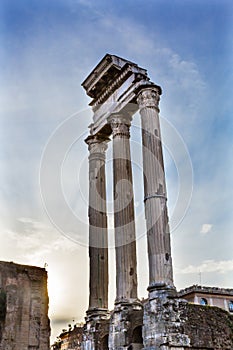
[109,302,143,350]
[51,300,233,349]
[82,315,109,350]
[0,261,50,350]
[108,287,142,349]
[143,294,233,350]
[181,303,233,350]
[142,291,190,350]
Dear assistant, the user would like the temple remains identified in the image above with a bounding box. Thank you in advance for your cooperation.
[0,261,50,350]
[80,54,233,350]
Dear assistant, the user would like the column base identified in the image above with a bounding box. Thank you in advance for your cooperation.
[142,289,190,350]
[81,308,110,350]
[109,300,143,350]
[147,282,177,299]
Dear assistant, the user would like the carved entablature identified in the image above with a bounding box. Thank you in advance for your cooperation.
[82,54,159,136]
[82,54,148,100]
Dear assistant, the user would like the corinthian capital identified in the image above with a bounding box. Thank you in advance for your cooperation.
[109,113,132,138]
[137,86,162,111]
[85,134,109,157]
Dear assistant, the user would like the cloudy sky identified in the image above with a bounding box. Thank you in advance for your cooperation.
[1,0,233,343]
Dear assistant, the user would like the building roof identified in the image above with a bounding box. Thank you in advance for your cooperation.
[178,285,233,297]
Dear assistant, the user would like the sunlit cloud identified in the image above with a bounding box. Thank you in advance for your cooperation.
[6,217,78,262]
[200,224,212,234]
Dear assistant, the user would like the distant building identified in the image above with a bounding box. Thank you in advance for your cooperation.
[51,324,83,350]
[178,285,233,313]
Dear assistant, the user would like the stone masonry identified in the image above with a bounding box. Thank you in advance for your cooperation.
[0,261,50,350]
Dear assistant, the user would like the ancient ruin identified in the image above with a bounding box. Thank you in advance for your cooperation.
[0,261,50,350]
[80,54,233,350]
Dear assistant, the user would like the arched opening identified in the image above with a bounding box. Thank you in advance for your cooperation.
[131,326,143,349]
[200,297,208,306]
[101,334,109,350]
[228,300,233,312]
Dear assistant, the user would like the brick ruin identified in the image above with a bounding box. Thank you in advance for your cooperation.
[0,261,50,350]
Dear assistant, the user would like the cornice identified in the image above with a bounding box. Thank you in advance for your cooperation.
[82,54,148,99]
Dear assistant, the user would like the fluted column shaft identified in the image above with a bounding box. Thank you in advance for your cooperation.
[110,114,138,302]
[85,134,109,311]
[137,87,174,292]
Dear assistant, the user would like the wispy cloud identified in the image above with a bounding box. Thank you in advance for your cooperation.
[6,217,78,263]
[176,259,233,274]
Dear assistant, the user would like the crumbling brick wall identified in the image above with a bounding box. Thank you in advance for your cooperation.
[0,261,50,350]
[181,303,233,349]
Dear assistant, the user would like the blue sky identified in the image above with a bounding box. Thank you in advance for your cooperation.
[0,0,233,343]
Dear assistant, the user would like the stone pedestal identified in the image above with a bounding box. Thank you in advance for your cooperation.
[142,288,190,350]
[82,309,110,350]
[109,301,143,350]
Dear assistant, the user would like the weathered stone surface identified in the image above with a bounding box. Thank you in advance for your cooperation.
[110,113,138,303]
[0,261,50,350]
[142,290,190,350]
[85,135,109,311]
[109,302,143,350]
[181,303,233,350]
[137,87,174,292]
[81,54,150,136]
[82,313,110,350]
[82,135,110,350]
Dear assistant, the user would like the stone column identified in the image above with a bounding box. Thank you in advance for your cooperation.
[85,134,109,314]
[137,86,174,293]
[137,87,190,350]
[110,113,138,303]
[108,114,141,350]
